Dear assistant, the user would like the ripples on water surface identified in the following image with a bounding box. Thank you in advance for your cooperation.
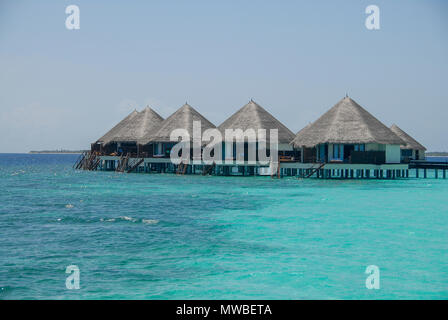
[0,154,447,299]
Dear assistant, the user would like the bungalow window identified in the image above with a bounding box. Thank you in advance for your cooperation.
[333,144,343,160]
[401,149,412,157]
[319,144,327,162]
[154,143,165,156]
[354,144,365,151]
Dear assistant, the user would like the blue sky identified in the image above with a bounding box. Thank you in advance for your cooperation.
[0,0,447,152]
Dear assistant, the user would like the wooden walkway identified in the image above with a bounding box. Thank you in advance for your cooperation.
[76,155,448,179]
[409,161,448,179]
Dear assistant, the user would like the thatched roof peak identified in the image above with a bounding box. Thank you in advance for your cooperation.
[96,110,139,144]
[390,124,426,151]
[134,107,164,144]
[291,96,404,148]
[97,107,163,145]
[218,100,295,143]
[144,103,216,143]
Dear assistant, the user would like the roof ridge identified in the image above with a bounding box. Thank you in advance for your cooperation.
[218,100,295,143]
[327,99,345,142]
[251,102,263,129]
[291,97,404,148]
[137,107,151,137]
[390,124,426,150]
[96,110,139,143]
[349,98,376,142]
[147,103,216,143]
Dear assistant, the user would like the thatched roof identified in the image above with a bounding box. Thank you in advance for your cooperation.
[97,110,138,144]
[145,103,216,143]
[295,123,312,136]
[291,97,404,148]
[218,100,295,143]
[390,124,426,151]
[97,107,163,145]
[133,107,164,144]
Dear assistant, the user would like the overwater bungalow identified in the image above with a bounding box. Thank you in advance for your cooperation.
[291,96,404,164]
[217,100,296,175]
[77,96,435,179]
[142,103,216,157]
[139,103,216,173]
[92,106,164,156]
[92,109,137,154]
[288,96,409,178]
[390,124,426,162]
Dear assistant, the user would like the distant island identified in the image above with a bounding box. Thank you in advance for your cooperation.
[426,152,448,156]
[29,150,87,154]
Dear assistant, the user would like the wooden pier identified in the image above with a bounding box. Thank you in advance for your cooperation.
[75,152,448,180]
[409,160,448,179]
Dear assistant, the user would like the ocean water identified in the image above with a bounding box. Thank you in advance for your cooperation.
[0,153,447,300]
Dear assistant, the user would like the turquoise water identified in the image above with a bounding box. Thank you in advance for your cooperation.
[0,154,447,299]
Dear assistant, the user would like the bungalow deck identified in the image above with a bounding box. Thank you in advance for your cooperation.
[87,155,447,179]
